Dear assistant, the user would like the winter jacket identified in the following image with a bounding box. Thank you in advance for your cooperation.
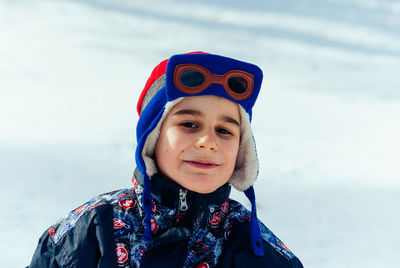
[29,172,303,268]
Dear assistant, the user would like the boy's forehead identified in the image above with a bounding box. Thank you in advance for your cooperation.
[169,95,240,121]
[174,95,237,108]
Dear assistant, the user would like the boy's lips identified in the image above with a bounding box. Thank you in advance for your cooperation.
[183,159,220,169]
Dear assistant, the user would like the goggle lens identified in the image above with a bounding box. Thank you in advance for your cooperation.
[180,69,205,87]
[228,76,248,94]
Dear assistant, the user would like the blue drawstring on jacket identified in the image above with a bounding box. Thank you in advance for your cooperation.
[244,186,264,256]
[142,174,153,241]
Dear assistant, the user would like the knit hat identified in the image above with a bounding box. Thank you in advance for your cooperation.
[135,52,264,256]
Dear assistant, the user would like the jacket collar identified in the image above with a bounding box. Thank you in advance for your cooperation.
[134,168,231,210]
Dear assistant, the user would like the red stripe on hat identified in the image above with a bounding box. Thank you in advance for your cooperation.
[137,58,169,116]
[136,51,209,116]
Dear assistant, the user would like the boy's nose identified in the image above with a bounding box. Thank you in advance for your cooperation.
[195,134,218,152]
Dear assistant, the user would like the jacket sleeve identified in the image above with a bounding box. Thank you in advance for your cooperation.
[229,234,304,268]
[218,220,304,268]
[28,203,118,268]
[29,230,61,268]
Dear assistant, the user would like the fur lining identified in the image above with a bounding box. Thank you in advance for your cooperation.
[229,105,259,191]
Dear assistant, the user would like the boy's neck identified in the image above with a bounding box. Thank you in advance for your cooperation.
[133,168,231,208]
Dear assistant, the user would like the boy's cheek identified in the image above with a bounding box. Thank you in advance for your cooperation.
[166,128,185,144]
[223,141,240,154]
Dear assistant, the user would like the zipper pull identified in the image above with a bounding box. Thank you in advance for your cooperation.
[179,189,188,212]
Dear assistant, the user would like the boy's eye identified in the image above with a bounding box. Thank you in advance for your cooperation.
[217,128,233,135]
[180,122,198,129]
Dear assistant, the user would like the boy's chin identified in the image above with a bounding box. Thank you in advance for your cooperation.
[161,169,231,194]
[187,186,217,194]
[176,176,226,194]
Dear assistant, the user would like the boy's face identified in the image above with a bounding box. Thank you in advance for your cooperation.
[155,95,241,194]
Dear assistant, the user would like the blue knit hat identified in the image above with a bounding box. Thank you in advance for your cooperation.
[135,52,264,256]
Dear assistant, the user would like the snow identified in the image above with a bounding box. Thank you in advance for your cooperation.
[1,0,399,267]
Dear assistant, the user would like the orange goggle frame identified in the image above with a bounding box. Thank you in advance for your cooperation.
[173,64,254,101]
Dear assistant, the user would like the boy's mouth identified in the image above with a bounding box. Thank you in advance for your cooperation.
[184,160,219,169]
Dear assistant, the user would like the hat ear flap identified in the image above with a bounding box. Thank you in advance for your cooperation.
[229,105,259,191]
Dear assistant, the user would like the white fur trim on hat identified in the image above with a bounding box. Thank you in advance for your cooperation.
[230,105,259,191]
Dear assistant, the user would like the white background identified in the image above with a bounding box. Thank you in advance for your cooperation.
[1,0,400,267]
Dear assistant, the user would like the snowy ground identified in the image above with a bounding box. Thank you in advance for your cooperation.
[1,0,400,267]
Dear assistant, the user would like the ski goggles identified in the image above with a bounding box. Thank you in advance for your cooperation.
[173,64,254,101]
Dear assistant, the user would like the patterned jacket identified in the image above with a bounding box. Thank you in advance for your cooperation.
[29,173,303,267]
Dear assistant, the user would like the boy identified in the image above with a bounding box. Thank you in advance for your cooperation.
[29,52,303,267]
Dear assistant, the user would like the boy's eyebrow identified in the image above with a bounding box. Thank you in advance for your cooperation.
[172,109,240,127]
[220,115,240,127]
[172,109,201,117]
